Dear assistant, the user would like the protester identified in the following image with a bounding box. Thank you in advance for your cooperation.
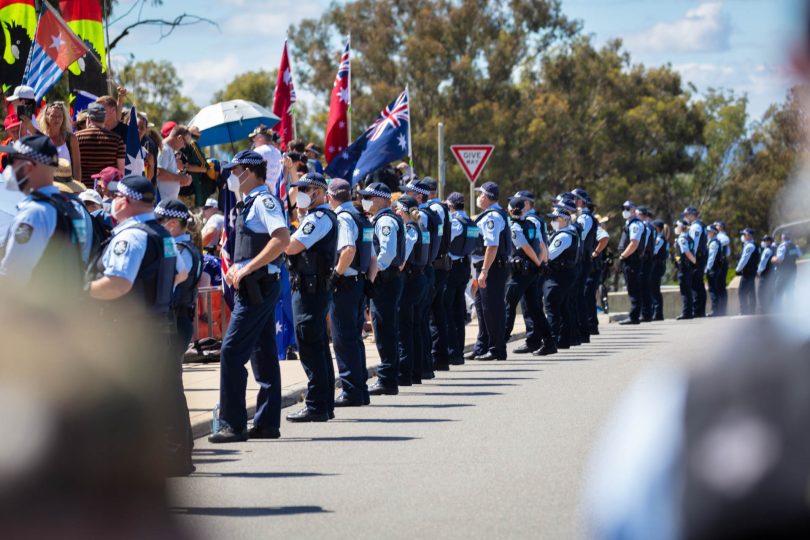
[137,112,158,186]
[1,113,22,168]
[96,91,128,142]
[305,142,324,174]
[37,101,81,182]
[6,85,39,136]
[157,123,192,201]
[53,158,85,194]
[76,103,125,187]
[201,197,225,253]
[181,126,213,208]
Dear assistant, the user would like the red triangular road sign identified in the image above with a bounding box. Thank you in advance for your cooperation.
[450,145,494,184]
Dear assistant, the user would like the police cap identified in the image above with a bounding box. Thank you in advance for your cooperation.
[0,134,59,167]
[155,198,191,221]
[292,172,328,190]
[116,174,156,203]
[475,181,499,199]
[222,150,264,170]
[446,192,465,209]
[358,182,392,199]
[395,194,419,212]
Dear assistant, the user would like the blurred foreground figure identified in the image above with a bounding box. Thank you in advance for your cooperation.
[0,285,192,539]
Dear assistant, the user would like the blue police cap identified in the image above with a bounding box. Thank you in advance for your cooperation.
[739,227,755,236]
[222,150,264,170]
[419,177,438,192]
[514,190,535,200]
[446,192,465,209]
[395,194,419,211]
[762,235,774,242]
[547,208,571,220]
[292,172,328,190]
[652,219,665,228]
[0,134,59,167]
[116,174,155,203]
[570,187,589,201]
[358,182,392,199]
[327,178,351,195]
[403,180,431,196]
[508,196,528,210]
[554,200,577,213]
[475,181,499,199]
[155,198,190,220]
[683,206,699,216]
[622,200,636,210]
[707,224,718,233]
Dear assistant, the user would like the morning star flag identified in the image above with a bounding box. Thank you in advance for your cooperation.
[22,1,89,101]
[271,40,296,150]
[0,0,36,95]
[324,36,350,165]
[59,0,107,98]
[124,106,145,176]
[325,88,410,186]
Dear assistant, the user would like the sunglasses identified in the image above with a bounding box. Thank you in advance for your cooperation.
[298,186,316,193]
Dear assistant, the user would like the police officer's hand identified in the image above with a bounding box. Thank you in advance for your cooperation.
[477,270,488,289]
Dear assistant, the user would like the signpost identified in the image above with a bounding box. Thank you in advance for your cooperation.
[450,145,494,214]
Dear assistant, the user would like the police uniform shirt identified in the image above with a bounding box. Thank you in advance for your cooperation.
[525,213,547,254]
[335,201,361,277]
[510,219,530,250]
[688,222,703,252]
[238,185,287,274]
[291,203,334,250]
[175,232,195,273]
[627,219,644,244]
[403,222,418,261]
[717,231,731,257]
[577,211,595,243]
[548,225,576,261]
[596,225,609,244]
[427,198,447,231]
[103,212,186,284]
[372,208,400,271]
[0,185,86,283]
[706,239,720,272]
[735,241,756,273]
[471,203,506,265]
[774,241,803,263]
[677,232,692,257]
[758,245,774,274]
[653,231,665,256]
[448,209,468,261]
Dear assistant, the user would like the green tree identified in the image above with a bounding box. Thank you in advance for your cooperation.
[118,60,198,123]
[212,70,277,107]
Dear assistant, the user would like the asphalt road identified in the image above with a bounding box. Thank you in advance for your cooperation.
[169,315,740,539]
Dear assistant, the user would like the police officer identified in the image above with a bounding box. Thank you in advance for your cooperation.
[327,178,372,407]
[0,135,87,293]
[588,217,611,332]
[209,150,290,443]
[636,207,656,322]
[505,196,555,356]
[543,208,579,350]
[571,189,597,339]
[735,228,759,315]
[771,231,802,305]
[554,195,583,345]
[617,201,644,325]
[705,225,726,317]
[674,219,696,320]
[650,219,668,321]
[360,182,405,395]
[394,194,429,385]
[444,192,476,365]
[466,181,509,361]
[285,172,338,422]
[87,175,192,475]
[713,220,732,313]
[757,235,776,313]
[517,191,553,342]
[683,207,708,317]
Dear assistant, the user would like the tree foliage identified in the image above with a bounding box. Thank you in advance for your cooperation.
[118,60,197,123]
[212,70,277,108]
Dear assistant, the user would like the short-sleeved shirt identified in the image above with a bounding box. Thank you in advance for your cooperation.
[336,202,360,277]
[112,121,128,144]
[548,226,575,261]
[510,220,530,250]
[596,226,609,243]
[1,185,59,283]
[236,185,287,274]
[706,239,720,271]
[627,219,644,243]
[202,213,225,249]
[471,204,506,264]
[677,233,692,256]
[157,143,181,201]
[255,144,283,186]
[175,232,195,273]
[76,125,124,187]
[449,209,469,261]
[735,241,756,273]
[717,231,731,257]
[688,222,703,249]
[577,212,595,241]
[291,203,334,250]
[758,246,774,274]
[372,209,400,271]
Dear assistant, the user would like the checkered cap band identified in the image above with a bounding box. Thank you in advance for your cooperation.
[117,183,144,201]
[234,156,264,166]
[155,206,189,220]
[407,183,430,196]
[361,188,391,199]
[395,201,409,212]
[10,141,57,166]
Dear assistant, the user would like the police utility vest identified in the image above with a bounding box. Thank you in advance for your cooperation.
[473,207,509,260]
[580,210,597,255]
[173,239,202,310]
[654,232,669,263]
[742,242,760,277]
[781,241,801,273]
[406,221,429,269]
[677,233,694,269]
[760,246,774,277]
[693,219,708,260]
[709,237,726,267]
[419,205,442,263]
[290,208,338,277]
[549,228,579,271]
[234,192,285,268]
[117,220,177,315]
[510,218,539,260]
[28,190,85,293]
[372,208,406,268]
[448,213,478,258]
[618,217,643,264]
[642,223,656,260]
[527,211,548,246]
[337,208,373,275]
[432,202,452,258]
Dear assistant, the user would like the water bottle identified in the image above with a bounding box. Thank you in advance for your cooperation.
[212,403,221,433]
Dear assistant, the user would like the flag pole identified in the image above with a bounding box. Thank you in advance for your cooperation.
[406,85,414,177]
[347,33,352,142]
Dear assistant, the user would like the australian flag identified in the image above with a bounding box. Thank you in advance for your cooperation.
[325,88,410,186]
[124,106,145,176]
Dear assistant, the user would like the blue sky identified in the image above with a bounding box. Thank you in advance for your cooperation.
[110,0,802,122]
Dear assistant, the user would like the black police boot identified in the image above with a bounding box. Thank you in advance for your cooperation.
[335,394,364,407]
[463,350,478,360]
[208,423,248,444]
[248,425,281,439]
[676,314,693,320]
[513,343,536,354]
[580,333,590,344]
[286,408,329,423]
[449,357,465,366]
[619,318,640,325]
[434,362,451,372]
[532,341,558,357]
[590,327,600,335]
[368,382,399,396]
[397,376,413,387]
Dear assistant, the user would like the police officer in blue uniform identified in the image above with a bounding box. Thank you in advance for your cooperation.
[572,188,597,338]
[466,181,509,361]
[757,235,776,313]
[209,150,290,443]
[589,220,611,332]
[617,201,644,325]
[505,196,554,356]
[651,219,668,321]
[552,195,583,345]
[713,220,732,313]
[735,228,759,315]
[394,194,429,385]
[771,231,803,305]
[0,135,87,294]
[516,191,553,344]
[285,172,338,422]
[705,225,726,316]
[444,192,476,365]
[674,219,696,320]
[327,178,372,407]
[87,175,192,475]
[422,178,453,371]
[360,182,405,395]
[683,207,708,317]
[543,207,579,349]
[636,207,656,322]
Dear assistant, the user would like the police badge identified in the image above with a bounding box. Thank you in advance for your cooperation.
[14,224,33,244]
[263,197,276,211]
[382,225,391,237]
[302,222,315,235]
[113,240,129,255]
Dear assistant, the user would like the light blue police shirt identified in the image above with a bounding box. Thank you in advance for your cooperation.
[577,211,595,242]
[510,219,529,250]
[237,185,287,274]
[717,231,731,257]
[373,208,400,272]
[175,232,195,275]
[448,209,471,261]
[688,221,703,248]
[548,225,575,261]
[758,246,774,274]
[291,203,334,250]
[676,233,692,256]
[335,201,360,277]
[706,239,719,272]
[403,222,418,261]
[427,198,447,237]
[627,219,644,242]
[471,203,506,264]
[735,241,756,273]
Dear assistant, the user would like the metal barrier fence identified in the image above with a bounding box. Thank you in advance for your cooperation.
[193,287,228,342]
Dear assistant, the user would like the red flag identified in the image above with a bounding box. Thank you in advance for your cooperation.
[272,40,296,150]
[324,37,350,165]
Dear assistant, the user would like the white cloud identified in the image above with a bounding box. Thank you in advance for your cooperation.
[625,2,731,54]
[175,54,242,105]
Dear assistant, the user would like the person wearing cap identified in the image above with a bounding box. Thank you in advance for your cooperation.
[650,220,668,321]
[735,228,759,315]
[673,219,697,319]
[713,220,731,313]
[157,124,192,202]
[587,216,612,332]
[201,197,225,253]
[1,113,23,169]
[394,194,430,386]
[634,207,656,323]
[617,201,644,325]
[705,225,727,317]
[327,178,373,406]
[553,195,584,345]
[571,188,598,337]
[250,125,284,193]
[76,103,125,188]
[209,150,290,443]
[771,230,803,305]
[543,207,580,351]
[444,192,477,365]
[7,85,40,137]
[155,198,201,475]
[757,235,776,313]
[682,207,708,317]
[505,196,553,356]
[91,166,121,215]
[0,135,88,292]
[305,143,324,174]
[359,181,405,394]
[466,181,509,361]
[284,172,338,422]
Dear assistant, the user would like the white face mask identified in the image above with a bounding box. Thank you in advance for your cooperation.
[761,242,768,249]
[551,220,561,231]
[740,235,747,243]
[361,199,374,213]
[296,191,312,210]
[3,163,28,193]
[227,170,247,193]
[476,196,485,210]
[622,210,632,220]
[111,197,125,221]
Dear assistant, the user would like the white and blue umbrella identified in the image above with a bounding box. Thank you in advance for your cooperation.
[189,100,280,147]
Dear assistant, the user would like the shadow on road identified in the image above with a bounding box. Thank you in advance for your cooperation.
[410,391,504,397]
[426,382,519,387]
[170,505,329,517]
[335,418,456,423]
[369,403,475,409]
[272,436,421,442]
[192,472,336,479]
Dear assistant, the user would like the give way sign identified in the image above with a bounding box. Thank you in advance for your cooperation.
[450,145,494,184]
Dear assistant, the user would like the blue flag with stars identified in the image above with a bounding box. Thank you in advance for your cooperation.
[124,106,145,177]
[325,89,410,186]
